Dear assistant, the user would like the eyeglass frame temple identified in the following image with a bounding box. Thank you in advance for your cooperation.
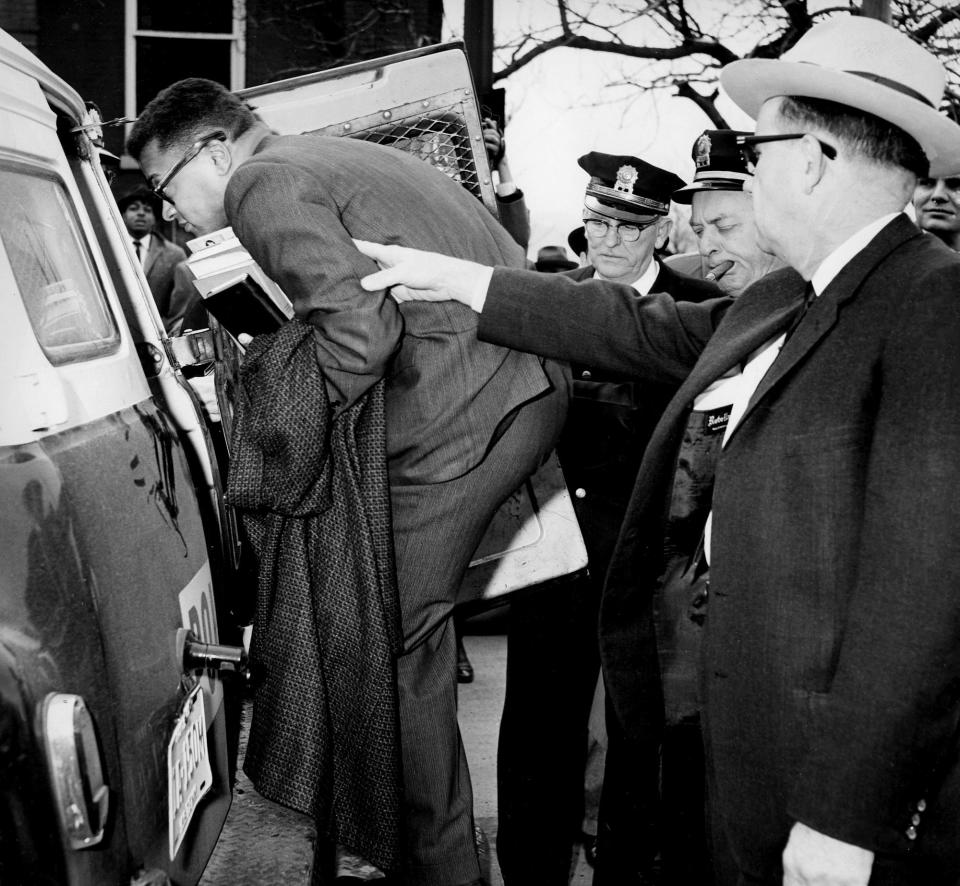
[736,133,838,170]
[151,130,228,204]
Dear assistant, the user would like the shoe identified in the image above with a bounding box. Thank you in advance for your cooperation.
[582,832,598,867]
[456,638,474,683]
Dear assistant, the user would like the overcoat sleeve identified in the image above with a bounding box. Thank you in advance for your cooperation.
[225,158,403,412]
[478,267,731,385]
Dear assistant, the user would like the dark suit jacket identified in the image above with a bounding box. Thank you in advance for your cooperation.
[142,232,194,334]
[480,215,960,879]
[559,262,719,572]
[224,132,557,485]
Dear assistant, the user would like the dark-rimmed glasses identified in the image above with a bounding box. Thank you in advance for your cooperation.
[737,133,837,174]
[151,130,227,205]
[583,216,660,243]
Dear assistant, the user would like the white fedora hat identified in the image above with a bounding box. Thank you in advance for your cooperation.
[720,16,960,177]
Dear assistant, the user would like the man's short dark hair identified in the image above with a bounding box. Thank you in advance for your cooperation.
[778,95,929,178]
[126,78,255,159]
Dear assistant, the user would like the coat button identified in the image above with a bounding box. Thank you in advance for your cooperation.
[911,813,921,826]
[575,487,587,499]
[580,370,592,380]
[917,798,927,812]
[906,826,917,840]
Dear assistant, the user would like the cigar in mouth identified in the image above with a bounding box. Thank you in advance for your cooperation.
[705,260,735,282]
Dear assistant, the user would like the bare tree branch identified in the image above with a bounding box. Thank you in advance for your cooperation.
[675,81,729,127]
[494,32,739,81]
[908,2,960,43]
[488,0,960,129]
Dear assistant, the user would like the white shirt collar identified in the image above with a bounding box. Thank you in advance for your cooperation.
[594,257,660,295]
[810,212,901,296]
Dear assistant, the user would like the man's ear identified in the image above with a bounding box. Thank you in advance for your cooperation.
[799,135,829,193]
[206,139,234,175]
[655,217,673,250]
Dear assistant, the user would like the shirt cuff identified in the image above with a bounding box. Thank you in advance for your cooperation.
[470,265,494,313]
[496,182,518,198]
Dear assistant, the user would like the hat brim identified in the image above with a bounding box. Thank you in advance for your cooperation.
[584,197,664,223]
[721,59,960,178]
[536,260,579,272]
[671,180,746,205]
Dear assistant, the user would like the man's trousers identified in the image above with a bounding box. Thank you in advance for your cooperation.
[390,366,568,885]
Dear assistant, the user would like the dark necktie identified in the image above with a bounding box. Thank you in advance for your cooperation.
[133,239,142,262]
[785,282,816,340]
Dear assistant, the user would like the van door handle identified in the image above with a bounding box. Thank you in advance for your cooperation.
[176,628,248,678]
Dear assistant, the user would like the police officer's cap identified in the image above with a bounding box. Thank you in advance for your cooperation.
[671,130,752,204]
[578,152,685,222]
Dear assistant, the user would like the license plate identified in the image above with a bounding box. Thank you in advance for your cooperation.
[167,683,213,859]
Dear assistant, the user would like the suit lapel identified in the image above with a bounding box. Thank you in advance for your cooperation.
[726,216,921,447]
[674,274,803,413]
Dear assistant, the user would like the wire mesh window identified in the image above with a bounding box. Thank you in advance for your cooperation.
[347,109,482,201]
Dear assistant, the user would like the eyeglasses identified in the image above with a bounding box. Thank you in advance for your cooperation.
[737,133,837,174]
[151,130,227,205]
[583,216,659,243]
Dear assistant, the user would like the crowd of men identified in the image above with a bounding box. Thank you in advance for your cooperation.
[125,13,960,886]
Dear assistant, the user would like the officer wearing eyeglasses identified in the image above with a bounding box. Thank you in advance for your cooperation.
[496,152,720,886]
[575,152,700,294]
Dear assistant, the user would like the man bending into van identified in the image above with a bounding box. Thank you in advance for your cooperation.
[127,79,567,886]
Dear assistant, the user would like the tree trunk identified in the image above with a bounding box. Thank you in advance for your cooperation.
[861,0,892,23]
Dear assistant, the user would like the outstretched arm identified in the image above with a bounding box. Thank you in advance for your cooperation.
[355,239,729,385]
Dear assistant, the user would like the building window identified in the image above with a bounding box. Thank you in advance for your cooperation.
[124,0,245,161]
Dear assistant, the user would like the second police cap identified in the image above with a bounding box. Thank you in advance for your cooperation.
[578,152,685,221]
[671,130,752,204]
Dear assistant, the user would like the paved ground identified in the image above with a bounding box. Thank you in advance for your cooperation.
[201,626,594,884]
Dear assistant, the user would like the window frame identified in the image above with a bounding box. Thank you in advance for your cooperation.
[121,0,246,168]
[0,161,122,366]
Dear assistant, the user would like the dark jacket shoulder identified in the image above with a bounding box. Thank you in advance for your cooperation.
[562,262,721,304]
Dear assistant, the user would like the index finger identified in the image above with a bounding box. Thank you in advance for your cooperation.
[353,238,397,266]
